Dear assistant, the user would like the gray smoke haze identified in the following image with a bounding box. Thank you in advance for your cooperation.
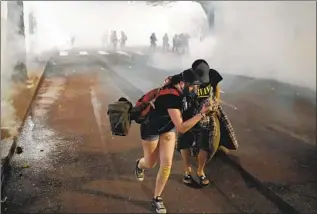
[1,1,27,137]
[29,1,206,49]
[2,1,315,137]
[211,1,316,91]
[151,1,316,91]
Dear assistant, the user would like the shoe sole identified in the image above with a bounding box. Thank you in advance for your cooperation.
[135,159,144,181]
[136,175,144,182]
[155,208,167,213]
[152,204,167,214]
[183,179,193,184]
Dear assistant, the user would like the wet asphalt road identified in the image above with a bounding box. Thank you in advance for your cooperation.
[2,47,316,213]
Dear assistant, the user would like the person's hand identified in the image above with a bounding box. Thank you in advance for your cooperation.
[210,98,219,111]
[200,102,211,114]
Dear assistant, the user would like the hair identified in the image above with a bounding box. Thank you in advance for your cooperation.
[169,73,183,85]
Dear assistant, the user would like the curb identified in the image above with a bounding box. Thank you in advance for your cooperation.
[1,60,50,190]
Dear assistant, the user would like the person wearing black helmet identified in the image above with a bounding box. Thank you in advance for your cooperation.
[134,68,210,214]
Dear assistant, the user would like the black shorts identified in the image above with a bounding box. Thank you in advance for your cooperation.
[140,120,176,141]
[177,130,211,151]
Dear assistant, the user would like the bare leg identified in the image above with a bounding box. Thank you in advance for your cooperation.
[138,140,159,169]
[180,149,192,175]
[154,132,176,198]
[197,150,208,176]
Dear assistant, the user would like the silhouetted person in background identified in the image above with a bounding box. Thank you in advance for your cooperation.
[111,31,118,50]
[162,33,169,52]
[120,31,128,48]
[102,31,109,48]
[172,34,179,52]
[150,33,157,52]
[71,35,75,47]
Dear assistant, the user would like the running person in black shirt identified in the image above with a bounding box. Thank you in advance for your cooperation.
[135,68,210,213]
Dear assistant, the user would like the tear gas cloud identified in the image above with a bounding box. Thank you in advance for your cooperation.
[1,1,315,137]
[150,1,316,91]
[210,1,316,91]
[1,1,28,137]
[29,1,206,50]
[2,1,204,137]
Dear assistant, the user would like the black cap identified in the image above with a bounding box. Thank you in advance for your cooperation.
[182,69,204,85]
[192,61,210,84]
[192,59,209,69]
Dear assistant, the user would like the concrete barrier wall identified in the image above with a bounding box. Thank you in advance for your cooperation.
[1,1,7,73]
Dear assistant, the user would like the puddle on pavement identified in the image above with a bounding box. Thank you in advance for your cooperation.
[13,77,73,174]
[33,78,66,118]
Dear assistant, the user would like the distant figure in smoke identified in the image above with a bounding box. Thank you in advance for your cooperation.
[150,33,157,52]
[178,34,183,52]
[71,35,75,48]
[183,33,190,54]
[110,31,118,50]
[102,31,109,48]
[178,33,187,54]
[162,33,169,52]
[172,34,178,52]
[120,31,128,49]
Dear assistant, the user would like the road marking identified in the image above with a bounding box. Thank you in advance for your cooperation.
[116,50,131,57]
[268,124,312,145]
[220,100,238,110]
[59,51,68,56]
[78,51,88,55]
[135,51,144,55]
[98,51,109,55]
[90,87,106,143]
[220,90,225,94]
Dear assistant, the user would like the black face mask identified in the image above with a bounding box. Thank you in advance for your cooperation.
[182,84,190,96]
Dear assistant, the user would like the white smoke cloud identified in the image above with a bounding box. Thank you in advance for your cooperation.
[2,1,314,138]
[204,1,316,90]
[28,1,206,49]
[148,1,316,91]
[1,1,26,137]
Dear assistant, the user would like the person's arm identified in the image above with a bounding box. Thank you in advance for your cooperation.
[168,109,204,134]
[159,94,206,133]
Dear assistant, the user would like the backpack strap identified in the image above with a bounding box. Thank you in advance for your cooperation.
[149,87,180,109]
[149,88,161,109]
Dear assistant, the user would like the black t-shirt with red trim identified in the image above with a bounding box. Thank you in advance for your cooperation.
[153,87,182,116]
[144,86,182,132]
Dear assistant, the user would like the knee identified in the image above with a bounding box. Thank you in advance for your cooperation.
[159,154,173,172]
[160,157,173,169]
[161,133,175,143]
